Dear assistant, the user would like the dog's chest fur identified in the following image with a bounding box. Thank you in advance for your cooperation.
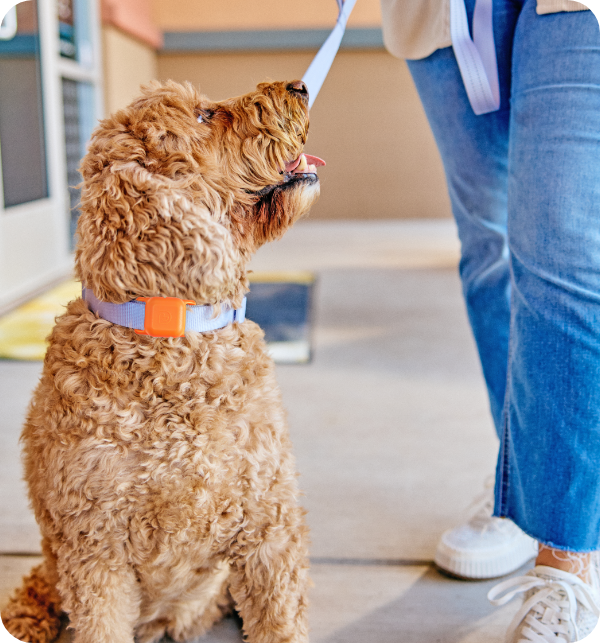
[23,298,294,563]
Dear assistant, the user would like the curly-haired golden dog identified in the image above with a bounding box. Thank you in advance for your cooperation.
[1,79,322,643]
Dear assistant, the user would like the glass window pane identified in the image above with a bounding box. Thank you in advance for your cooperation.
[73,0,94,68]
[57,0,76,59]
[0,0,48,208]
[62,78,95,245]
[57,0,94,67]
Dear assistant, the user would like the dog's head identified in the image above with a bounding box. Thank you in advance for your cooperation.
[75,80,321,306]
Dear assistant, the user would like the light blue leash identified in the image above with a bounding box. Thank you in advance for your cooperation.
[302,0,358,108]
[450,0,500,115]
[303,0,500,115]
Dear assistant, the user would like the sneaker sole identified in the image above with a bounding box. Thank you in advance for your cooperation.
[434,537,537,580]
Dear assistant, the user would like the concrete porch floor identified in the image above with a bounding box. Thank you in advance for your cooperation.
[0,220,528,642]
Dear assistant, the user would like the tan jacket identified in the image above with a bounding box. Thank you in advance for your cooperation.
[380,0,590,59]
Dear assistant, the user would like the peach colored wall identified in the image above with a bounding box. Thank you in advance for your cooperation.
[15,1,38,33]
[101,0,163,49]
[100,0,451,220]
[151,0,381,32]
[157,50,451,220]
[103,26,158,114]
[102,0,163,48]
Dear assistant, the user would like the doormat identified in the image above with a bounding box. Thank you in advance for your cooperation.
[0,272,314,364]
[246,271,314,364]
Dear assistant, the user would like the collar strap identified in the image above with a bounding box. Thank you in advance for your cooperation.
[83,288,246,337]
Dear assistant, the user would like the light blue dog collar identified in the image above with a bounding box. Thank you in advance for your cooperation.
[83,288,246,337]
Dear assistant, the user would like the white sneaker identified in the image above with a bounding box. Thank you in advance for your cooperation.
[488,565,600,642]
[434,479,537,579]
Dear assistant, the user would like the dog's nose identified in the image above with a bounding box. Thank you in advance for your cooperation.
[287,81,309,98]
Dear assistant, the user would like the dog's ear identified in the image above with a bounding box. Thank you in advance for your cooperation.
[75,157,245,306]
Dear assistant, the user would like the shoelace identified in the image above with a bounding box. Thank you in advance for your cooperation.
[461,477,511,534]
[488,574,600,642]
[464,488,495,531]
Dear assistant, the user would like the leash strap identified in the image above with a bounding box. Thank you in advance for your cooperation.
[83,288,246,335]
[302,0,358,108]
[450,0,500,115]
[304,0,500,115]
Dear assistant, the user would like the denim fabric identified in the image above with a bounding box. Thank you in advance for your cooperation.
[407,0,600,551]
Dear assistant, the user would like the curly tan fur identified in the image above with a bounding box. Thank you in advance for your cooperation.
[1,80,319,643]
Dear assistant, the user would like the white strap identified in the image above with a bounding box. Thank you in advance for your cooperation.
[450,0,500,115]
[304,0,499,114]
[302,0,358,108]
[83,288,246,334]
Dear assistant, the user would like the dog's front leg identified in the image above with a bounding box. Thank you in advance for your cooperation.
[56,550,141,643]
[229,503,310,643]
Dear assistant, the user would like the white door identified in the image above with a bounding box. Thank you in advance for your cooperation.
[0,0,102,311]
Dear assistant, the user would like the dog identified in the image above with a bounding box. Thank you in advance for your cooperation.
[1,79,322,643]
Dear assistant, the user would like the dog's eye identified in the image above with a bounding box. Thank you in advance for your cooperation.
[196,109,214,124]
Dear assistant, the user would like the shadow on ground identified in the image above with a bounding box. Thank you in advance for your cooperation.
[315,566,523,643]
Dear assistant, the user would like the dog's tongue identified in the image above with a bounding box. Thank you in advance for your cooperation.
[303,154,326,167]
[285,153,326,174]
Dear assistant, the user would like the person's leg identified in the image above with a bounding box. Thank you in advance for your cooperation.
[536,545,592,583]
[485,4,600,640]
[406,0,537,581]
[407,0,519,434]
[497,0,600,561]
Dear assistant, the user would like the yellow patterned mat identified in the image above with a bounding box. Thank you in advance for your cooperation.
[0,281,82,360]
[0,272,314,361]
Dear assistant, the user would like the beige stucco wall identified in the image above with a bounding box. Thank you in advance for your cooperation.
[151,0,381,31]
[157,50,451,220]
[102,25,158,115]
[100,0,451,220]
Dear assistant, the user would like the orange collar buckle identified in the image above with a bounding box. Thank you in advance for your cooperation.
[134,296,196,338]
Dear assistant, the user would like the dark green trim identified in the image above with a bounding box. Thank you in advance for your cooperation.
[0,34,39,58]
[161,27,384,53]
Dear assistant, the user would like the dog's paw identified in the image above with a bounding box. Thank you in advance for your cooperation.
[1,611,62,643]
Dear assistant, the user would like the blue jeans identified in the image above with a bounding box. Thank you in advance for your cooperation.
[407,0,600,552]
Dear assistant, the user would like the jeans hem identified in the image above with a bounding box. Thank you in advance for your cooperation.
[491,510,600,554]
